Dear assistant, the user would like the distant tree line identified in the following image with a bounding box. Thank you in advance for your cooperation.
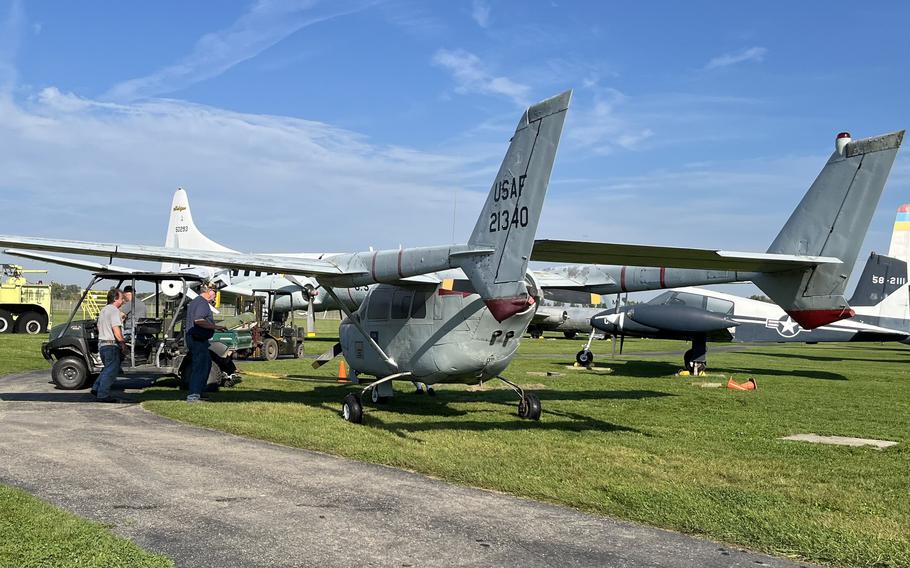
[51,282,83,300]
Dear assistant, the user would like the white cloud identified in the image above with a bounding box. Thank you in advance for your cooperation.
[105,0,372,101]
[705,46,767,70]
[0,88,503,284]
[471,0,490,28]
[432,48,531,107]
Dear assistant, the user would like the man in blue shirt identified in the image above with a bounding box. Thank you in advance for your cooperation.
[184,284,224,402]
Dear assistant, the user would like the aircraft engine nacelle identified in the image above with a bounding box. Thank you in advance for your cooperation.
[161,280,188,297]
[533,306,568,327]
[625,305,738,334]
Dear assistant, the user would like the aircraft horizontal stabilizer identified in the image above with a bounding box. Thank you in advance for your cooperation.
[531,240,840,272]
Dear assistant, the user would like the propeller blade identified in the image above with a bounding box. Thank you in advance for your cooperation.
[312,342,343,369]
[306,296,316,338]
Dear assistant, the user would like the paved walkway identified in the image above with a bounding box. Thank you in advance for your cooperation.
[0,371,818,568]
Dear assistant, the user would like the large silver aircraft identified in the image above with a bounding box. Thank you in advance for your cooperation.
[0,93,900,424]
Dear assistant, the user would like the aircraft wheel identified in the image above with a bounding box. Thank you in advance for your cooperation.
[0,310,13,334]
[575,349,594,366]
[262,338,279,361]
[427,386,435,397]
[683,349,693,368]
[342,393,363,423]
[52,356,89,390]
[529,330,541,339]
[518,393,542,421]
[294,342,304,359]
[369,387,388,404]
[563,331,577,339]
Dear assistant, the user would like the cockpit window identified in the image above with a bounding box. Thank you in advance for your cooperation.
[669,292,705,309]
[367,290,392,320]
[648,291,675,305]
[706,296,734,315]
[391,290,412,319]
[410,291,428,318]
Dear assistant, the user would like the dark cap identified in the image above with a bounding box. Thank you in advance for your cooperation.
[123,285,135,293]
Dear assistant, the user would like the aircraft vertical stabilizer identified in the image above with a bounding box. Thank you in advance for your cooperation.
[887,204,910,263]
[162,188,237,272]
[754,130,904,328]
[457,90,571,321]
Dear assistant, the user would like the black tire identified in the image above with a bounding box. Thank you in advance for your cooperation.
[575,349,594,366]
[294,342,304,359]
[236,349,251,360]
[262,338,279,361]
[427,386,435,397]
[342,393,363,423]
[518,393,542,420]
[15,311,46,335]
[563,331,577,339]
[52,356,89,390]
[178,357,191,390]
[530,330,541,339]
[0,310,13,334]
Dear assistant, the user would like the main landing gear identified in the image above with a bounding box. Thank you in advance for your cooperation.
[341,371,411,424]
[683,333,708,376]
[497,376,542,421]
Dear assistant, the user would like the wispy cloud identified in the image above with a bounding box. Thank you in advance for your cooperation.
[0,88,498,275]
[105,0,372,101]
[471,0,490,28]
[705,46,767,70]
[432,48,530,106]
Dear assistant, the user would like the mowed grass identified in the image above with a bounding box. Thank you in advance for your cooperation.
[134,328,910,568]
[0,334,50,375]
[0,335,170,568]
[0,479,172,568]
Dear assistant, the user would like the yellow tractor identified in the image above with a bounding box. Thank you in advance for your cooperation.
[0,264,52,334]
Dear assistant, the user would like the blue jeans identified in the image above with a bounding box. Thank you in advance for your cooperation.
[95,345,121,398]
[187,336,212,398]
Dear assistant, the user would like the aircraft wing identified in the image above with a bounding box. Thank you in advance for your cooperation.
[4,248,137,274]
[0,236,358,278]
[532,268,616,290]
[531,240,842,272]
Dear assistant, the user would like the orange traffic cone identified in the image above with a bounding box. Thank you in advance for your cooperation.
[726,377,757,391]
[337,360,349,382]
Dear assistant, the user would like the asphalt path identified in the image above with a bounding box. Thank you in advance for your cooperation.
[0,370,818,568]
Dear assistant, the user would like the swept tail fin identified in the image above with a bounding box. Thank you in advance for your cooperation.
[456,90,571,321]
[754,130,904,328]
[162,187,237,272]
[848,252,910,323]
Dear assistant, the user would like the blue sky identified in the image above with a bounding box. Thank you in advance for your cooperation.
[0,0,908,290]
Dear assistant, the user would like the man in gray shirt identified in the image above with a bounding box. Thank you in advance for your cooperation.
[120,285,147,336]
[94,288,126,402]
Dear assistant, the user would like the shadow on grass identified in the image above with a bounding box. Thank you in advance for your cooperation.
[745,350,897,366]
[714,365,847,381]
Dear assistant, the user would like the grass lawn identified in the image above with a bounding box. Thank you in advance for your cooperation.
[0,334,50,375]
[0,481,172,568]
[137,331,910,568]
[0,335,170,568]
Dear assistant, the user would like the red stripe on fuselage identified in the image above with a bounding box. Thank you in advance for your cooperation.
[620,266,627,292]
[659,267,666,288]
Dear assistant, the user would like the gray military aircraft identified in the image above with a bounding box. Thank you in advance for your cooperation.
[589,201,910,372]
[0,94,900,424]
